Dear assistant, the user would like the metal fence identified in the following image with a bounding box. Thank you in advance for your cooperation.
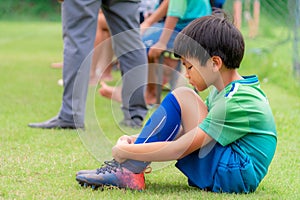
[223,0,299,78]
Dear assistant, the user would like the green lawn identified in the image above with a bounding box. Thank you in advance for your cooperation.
[0,21,299,199]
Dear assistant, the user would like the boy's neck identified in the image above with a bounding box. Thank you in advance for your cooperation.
[215,69,243,91]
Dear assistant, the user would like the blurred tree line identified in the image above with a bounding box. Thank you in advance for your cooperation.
[0,0,291,21]
[0,0,61,21]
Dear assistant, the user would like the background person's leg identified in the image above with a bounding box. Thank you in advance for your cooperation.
[102,1,148,125]
[59,0,100,125]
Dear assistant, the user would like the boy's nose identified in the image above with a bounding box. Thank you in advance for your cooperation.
[185,72,190,79]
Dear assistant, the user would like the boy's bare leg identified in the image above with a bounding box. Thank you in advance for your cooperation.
[145,62,158,105]
[163,57,181,88]
[246,0,260,38]
[233,0,242,30]
[172,87,208,134]
[90,14,102,86]
[101,63,114,82]
[98,81,122,102]
[146,57,182,104]
[90,12,114,85]
[51,62,63,69]
[252,0,260,38]
[99,81,164,105]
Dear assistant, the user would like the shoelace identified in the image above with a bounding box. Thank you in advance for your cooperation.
[144,166,152,174]
[96,159,123,174]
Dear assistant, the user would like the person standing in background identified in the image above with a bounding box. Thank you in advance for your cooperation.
[28,0,148,129]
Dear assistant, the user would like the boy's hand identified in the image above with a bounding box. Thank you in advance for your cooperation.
[113,135,138,163]
[148,42,167,61]
[112,135,134,163]
[112,143,127,163]
[116,135,134,145]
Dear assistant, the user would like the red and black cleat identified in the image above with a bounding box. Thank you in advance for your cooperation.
[76,160,146,191]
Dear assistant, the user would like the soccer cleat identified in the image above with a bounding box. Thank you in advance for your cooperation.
[76,169,98,176]
[76,160,146,190]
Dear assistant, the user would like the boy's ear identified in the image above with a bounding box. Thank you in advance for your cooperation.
[211,56,223,72]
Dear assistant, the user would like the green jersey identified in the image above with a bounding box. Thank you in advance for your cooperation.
[199,75,277,182]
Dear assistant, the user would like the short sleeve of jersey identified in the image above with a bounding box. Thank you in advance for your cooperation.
[199,79,276,146]
[167,0,187,18]
[200,92,250,146]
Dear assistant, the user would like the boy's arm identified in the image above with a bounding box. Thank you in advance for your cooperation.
[158,16,178,45]
[140,0,169,33]
[112,127,213,163]
[148,16,178,59]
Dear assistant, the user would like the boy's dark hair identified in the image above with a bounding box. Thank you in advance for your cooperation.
[174,11,244,69]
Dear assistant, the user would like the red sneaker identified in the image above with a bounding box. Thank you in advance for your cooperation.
[76,160,146,190]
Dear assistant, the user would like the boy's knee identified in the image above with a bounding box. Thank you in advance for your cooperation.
[172,87,195,96]
[172,87,205,108]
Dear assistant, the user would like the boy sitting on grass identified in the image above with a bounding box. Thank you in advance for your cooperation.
[76,11,277,193]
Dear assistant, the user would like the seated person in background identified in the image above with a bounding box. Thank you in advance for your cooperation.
[99,0,212,104]
[141,0,212,104]
[76,11,277,193]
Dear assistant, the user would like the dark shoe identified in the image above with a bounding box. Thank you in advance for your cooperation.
[76,160,145,190]
[119,117,143,129]
[28,116,84,129]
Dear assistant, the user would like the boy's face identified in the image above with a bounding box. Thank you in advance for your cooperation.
[182,57,217,92]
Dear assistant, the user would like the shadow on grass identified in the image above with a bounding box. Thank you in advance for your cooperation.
[145,182,204,194]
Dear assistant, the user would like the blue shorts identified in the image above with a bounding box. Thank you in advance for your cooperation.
[175,142,259,193]
[142,22,182,53]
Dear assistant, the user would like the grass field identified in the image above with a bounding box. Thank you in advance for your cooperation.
[0,21,300,200]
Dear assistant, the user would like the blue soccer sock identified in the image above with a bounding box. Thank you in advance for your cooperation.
[122,92,181,173]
